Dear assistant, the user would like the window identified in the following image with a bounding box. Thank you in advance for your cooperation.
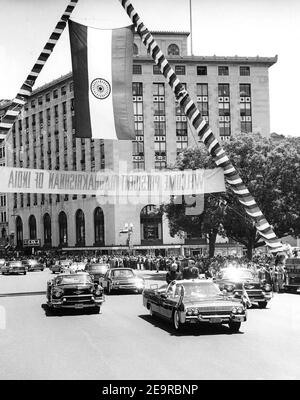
[38,96,43,105]
[43,213,52,246]
[61,86,66,96]
[59,211,68,246]
[175,65,186,75]
[53,89,58,99]
[75,209,85,246]
[46,92,50,102]
[240,84,252,133]
[168,44,180,56]
[16,216,23,247]
[31,100,35,108]
[153,83,167,169]
[197,66,207,75]
[153,65,161,75]
[133,43,138,55]
[140,205,162,243]
[196,83,209,123]
[70,82,74,92]
[240,66,250,76]
[94,207,105,245]
[29,215,37,240]
[218,84,231,137]
[132,82,144,170]
[133,64,142,74]
[218,66,229,76]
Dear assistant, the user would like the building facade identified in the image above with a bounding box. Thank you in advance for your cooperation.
[5,31,277,255]
[0,101,9,247]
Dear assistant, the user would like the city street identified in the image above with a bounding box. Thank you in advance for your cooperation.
[0,269,300,380]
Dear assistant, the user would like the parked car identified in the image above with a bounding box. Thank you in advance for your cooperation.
[46,272,105,313]
[23,259,44,272]
[1,260,27,275]
[102,268,145,294]
[216,267,273,308]
[85,263,110,285]
[143,279,247,332]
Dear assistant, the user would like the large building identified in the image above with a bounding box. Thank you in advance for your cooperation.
[6,31,276,256]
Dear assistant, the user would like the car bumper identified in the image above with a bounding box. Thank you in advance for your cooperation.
[284,285,300,293]
[49,297,104,309]
[184,314,247,324]
[111,284,144,291]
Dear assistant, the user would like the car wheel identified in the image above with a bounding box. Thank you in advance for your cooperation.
[228,321,241,333]
[259,302,267,309]
[149,304,154,317]
[172,310,181,331]
[23,272,27,275]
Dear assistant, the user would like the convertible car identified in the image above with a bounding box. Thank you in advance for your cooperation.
[143,279,247,332]
[85,263,110,285]
[46,272,105,313]
[216,267,273,308]
[23,259,44,272]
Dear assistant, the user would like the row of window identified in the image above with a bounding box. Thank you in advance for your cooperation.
[26,82,73,111]
[15,205,163,247]
[133,64,250,76]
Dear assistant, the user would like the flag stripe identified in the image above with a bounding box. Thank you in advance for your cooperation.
[68,20,92,139]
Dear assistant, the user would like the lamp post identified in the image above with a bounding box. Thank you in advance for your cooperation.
[120,223,134,254]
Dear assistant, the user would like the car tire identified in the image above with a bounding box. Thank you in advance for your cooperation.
[23,272,27,275]
[228,321,241,333]
[259,302,267,309]
[172,310,182,331]
[149,304,154,317]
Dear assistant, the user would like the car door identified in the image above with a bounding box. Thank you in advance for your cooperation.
[159,282,177,319]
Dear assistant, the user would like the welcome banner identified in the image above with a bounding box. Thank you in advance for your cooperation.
[0,167,225,197]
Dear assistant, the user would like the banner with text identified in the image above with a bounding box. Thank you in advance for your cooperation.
[0,167,225,197]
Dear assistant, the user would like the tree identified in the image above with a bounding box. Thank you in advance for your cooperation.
[162,145,225,257]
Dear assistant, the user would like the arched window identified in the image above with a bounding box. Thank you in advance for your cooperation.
[1,228,6,238]
[168,44,180,56]
[94,207,104,246]
[140,205,163,244]
[29,215,37,240]
[59,211,68,246]
[133,43,138,55]
[75,209,85,246]
[16,216,23,248]
[43,213,52,246]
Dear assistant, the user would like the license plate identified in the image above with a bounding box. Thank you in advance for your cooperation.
[74,304,84,309]
[210,318,222,323]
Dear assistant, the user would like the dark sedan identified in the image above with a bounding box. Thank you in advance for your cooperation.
[46,272,105,313]
[216,267,273,308]
[85,263,110,285]
[143,279,247,332]
[102,268,145,294]
[1,261,27,275]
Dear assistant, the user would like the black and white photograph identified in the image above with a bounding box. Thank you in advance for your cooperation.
[0,0,299,385]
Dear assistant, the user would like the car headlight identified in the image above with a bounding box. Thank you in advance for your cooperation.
[186,309,192,316]
[136,279,144,288]
[225,284,235,292]
[237,306,244,314]
[192,308,199,315]
[231,307,237,314]
[52,288,64,298]
[264,284,272,292]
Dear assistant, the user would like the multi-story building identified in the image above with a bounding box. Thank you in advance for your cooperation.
[6,31,276,255]
[0,101,9,247]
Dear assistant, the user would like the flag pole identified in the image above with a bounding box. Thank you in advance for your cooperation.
[118,0,283,253]
[189,0,193,56]
[0,0,79,139]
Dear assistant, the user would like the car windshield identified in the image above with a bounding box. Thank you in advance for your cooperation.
[181,282,223,299]
[112,269,134,278]
[88,265,109,273]
[55,274,93,285]
[221,269,254,281]
[28,260,39,265]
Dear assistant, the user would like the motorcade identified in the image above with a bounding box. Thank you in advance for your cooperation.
[284,258,300,293]
[22,259,44,272]
[143,279,247,332]
[102,268,145,294]
[68,262,87,273]
[216,267,272,308]
[85,263,110,285]
[46,272,105,313]
[1,260,27,275]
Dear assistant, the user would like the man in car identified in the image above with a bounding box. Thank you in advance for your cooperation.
[166,263,182,284]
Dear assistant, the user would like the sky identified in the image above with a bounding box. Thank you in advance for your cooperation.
[0,0,299,137]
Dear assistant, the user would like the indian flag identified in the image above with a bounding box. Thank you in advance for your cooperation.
[68,20,135,140]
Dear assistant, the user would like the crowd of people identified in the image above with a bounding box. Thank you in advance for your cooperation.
[3,248,298,293]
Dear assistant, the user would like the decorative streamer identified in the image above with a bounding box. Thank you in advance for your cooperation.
[119,0,283,253]
[0,0,79,138]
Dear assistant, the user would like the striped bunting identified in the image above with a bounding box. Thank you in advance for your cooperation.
[119,0,283,253]
[0,0,78,137]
